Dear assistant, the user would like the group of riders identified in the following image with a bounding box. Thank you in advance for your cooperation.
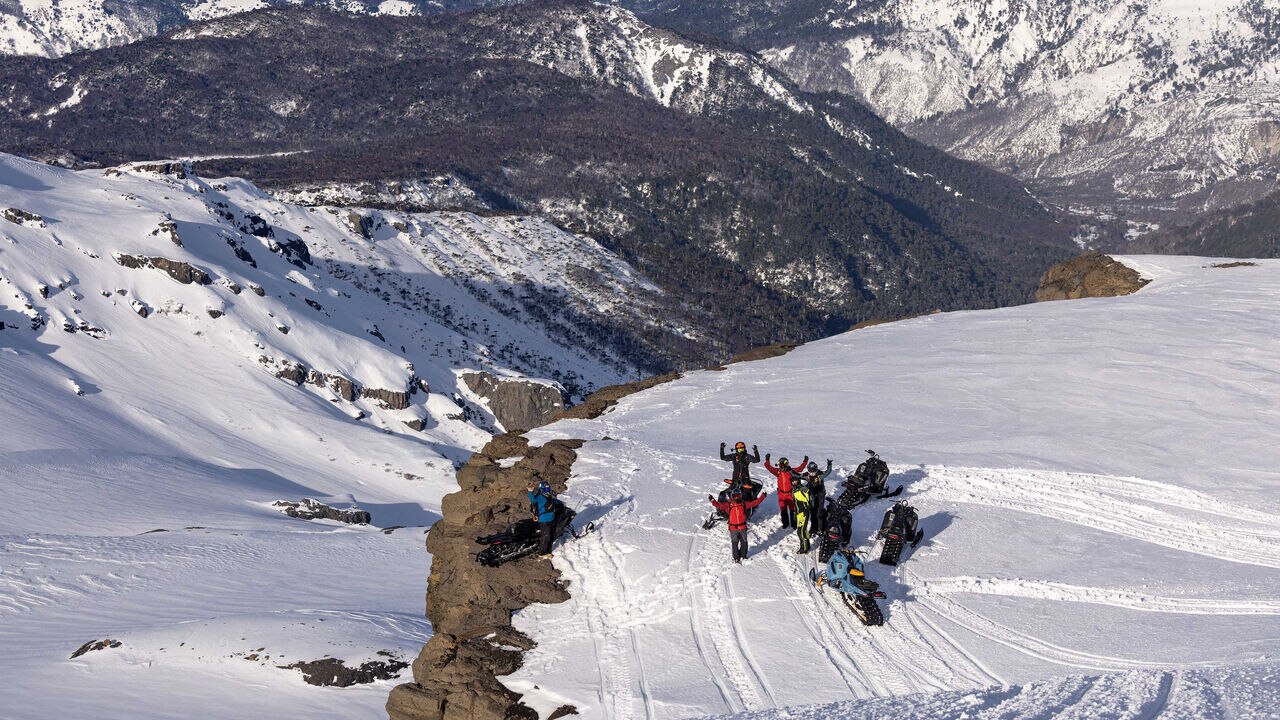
[708,440,899,602]
[490,440,919,625]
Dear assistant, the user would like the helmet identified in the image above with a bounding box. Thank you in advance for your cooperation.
[807,462,819,473]
[779,457,789,467]
[735,441,746,452]
[730,488,744,502]
[536,480,553,496]
[793,476,807,489]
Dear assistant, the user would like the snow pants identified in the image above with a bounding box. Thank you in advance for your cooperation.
[778,496,797,529]
[730,529,748,561]
[796,510,811,553]
[538,520,554,555]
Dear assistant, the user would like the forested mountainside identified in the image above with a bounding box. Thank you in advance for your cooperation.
[0,1,1079,368]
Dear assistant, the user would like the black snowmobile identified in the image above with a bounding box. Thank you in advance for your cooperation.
[474,506,592,567]
[834,450,900,512]
[701,478,763,530]
[876,500,924,566]
[817,501,852,564]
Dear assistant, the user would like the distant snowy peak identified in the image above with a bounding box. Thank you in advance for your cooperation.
[0,0,437,57]
[757,0,1280,221]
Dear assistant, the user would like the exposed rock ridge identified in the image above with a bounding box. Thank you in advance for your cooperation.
[386,433,582,720]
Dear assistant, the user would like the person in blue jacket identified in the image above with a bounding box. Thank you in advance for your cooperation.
[528,480,562,559]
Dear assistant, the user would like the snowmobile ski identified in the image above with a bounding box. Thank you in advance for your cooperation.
[911,529,924,547]
[878,485,903,499]
[701,512,720,531]
[567,521,596,540]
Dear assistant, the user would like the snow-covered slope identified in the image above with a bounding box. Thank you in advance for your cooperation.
[507,257,1280,718]
[0,0,432,57]
[0,151,667,718]
[752,0,1280,223]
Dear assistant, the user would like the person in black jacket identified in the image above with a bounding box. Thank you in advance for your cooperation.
[720,441,760,486]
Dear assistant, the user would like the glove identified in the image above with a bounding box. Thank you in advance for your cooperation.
[720,442,726,450]
[708,494,715,502]
[765,453,771,462]
[753,445,759,452]
[826,459,833,469]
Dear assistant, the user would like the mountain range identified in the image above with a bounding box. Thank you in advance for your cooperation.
[0,1,1080,369]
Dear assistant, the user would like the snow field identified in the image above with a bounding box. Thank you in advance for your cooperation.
[0,152,657,718]
[512,257,1280,719]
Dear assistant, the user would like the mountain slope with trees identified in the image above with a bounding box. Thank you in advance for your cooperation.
[0,1,1079,368]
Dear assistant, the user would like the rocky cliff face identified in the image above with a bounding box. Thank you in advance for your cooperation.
[462,372,566,432]
[387,434,582,720]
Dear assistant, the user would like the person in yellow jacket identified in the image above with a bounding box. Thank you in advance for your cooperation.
[793,475,813,554]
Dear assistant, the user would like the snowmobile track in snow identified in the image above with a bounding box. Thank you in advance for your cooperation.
[921,467,1280,569]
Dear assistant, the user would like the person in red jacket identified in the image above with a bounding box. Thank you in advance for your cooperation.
[709,487,768,563]
[764,453,808,529]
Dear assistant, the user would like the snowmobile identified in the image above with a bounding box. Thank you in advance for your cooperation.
[834,450,900,511]
[701,478,763,530]
[809,556,886,626]
[474,506,593,567]
[876,500,924,566]
[817,501,852,564]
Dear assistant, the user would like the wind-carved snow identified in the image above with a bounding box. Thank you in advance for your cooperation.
[510,257,1280,719]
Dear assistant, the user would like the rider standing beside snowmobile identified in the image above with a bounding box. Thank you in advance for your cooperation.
[720,441,760,486]
[805,460,833,533]
[708,486,768,563]
[764,453,807,529]
[793,475,813,554]
[528,480,561,559]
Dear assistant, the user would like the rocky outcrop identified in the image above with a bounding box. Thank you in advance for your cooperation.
[3,207,45,228]
[273,498,371,525]
[114,253,213,285]
[70,639,121,659]
[1034,252,1149,302]
[462,372,566,432]
[387,434,583,720]
[284,655,408,687]
[362,386,411,410]
[152,219,182,246]
[308,369,357,401]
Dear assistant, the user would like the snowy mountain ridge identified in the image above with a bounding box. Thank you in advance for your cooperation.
[758,0,1280,223]
[0,0,431,57]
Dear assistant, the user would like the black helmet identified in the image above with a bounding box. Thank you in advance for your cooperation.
[807,462,819,473]
[730,488,744,502]
[779,457,789,467]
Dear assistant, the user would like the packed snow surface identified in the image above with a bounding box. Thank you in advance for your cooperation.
[516,257,1280,719]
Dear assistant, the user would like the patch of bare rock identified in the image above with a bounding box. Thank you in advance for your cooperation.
[1034,251,1149,302]
[273,498,371,525]
[70,639,121,659]
[284,655,409,687]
